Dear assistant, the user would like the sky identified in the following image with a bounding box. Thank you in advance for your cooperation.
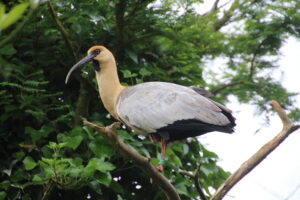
[194,1,300,199]
[201,28,300,200]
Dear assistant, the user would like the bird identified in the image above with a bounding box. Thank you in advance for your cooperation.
[65,46,236,171]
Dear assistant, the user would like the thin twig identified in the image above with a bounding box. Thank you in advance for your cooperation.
[47,2,92,126]
[249,38,268,79]
[211,81,244,95]
[179,166,208,200]
[211,0,221,12]
[83,121,181,200]
[211,100,300,200]
[47,2,77,61]
[41,181,54,200]
[213,0,239,31]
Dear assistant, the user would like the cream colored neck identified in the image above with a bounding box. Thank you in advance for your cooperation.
[95,60,125,119]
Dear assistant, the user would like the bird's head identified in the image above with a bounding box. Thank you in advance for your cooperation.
[65,45,113,84]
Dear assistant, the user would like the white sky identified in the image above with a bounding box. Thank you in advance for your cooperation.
[201,34,300,200]
[195,1,300,199]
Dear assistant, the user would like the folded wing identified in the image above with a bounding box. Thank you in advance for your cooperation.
[116,82,235,136]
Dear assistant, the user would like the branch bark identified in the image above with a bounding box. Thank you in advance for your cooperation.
[83,121,181,200]
[211,100,300,200]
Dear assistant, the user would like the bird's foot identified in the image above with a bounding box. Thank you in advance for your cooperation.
[150,164,164,183]
[155,158,168,172]
[148,133,158,143]
[155,165,164,172]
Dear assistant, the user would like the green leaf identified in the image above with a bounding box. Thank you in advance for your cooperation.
[200,164,215,176]
[47,141,67,150]
[12,151,25,160]
[83,126,94,139]
[89,180,102,195]
[139,68,152,76]
[202,147,218,159]
[110,181,125,194]
[88,140,114,158]
[23,156,37,170]
[117,195,124,200]
[121,69,138,78]
[126,50,138,63]
[83,165,96,177]
[0,180,10,190]
[174,182,188,195]
[65,135,83,150]
[182,144,189,155]
[0,4,4,18]
[0,191,6,200]
[0,44,17,55]
[97,172,112,187]
[32,174,44,183]
[25,125,54,143]
[88,158,115,173]
[138,147,150,158]
[169,154,182,167]
[0,3,29,30]
[150,158,159,166]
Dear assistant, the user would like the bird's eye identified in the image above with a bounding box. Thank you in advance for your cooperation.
[93,49,101,55]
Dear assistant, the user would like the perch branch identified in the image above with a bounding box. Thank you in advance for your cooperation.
[211,100,300,200]
[83,121,181,200]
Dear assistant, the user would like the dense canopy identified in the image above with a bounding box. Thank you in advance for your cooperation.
[0,0,299,199]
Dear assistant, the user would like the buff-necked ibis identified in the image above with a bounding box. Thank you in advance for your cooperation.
[65,46,236,170]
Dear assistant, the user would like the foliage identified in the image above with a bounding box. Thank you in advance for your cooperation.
[0,2,29,31]
[0,0,299,199]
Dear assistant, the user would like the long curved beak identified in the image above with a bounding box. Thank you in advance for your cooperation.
[65,52,98,84]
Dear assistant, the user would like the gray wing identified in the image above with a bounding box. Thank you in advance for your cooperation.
[190,86,232,114]
[116,82,231,134]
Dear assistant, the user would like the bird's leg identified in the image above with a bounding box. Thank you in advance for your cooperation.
[148,133,158,143]
[156,139,168,172]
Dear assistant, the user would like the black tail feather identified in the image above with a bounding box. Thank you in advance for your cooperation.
[154,119,234,142]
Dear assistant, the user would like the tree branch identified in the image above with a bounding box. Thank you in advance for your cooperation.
[211,0,221,12]
[179,165,208,200]
[47,2,77,61]
[48,2,93,126]
[83,121,181,200]
[211,81,244,95]
[211,100,300,200]
[249,38,267,78]
[213,0,239,31]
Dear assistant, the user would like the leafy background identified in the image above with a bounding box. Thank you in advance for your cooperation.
[0,0,299,199]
